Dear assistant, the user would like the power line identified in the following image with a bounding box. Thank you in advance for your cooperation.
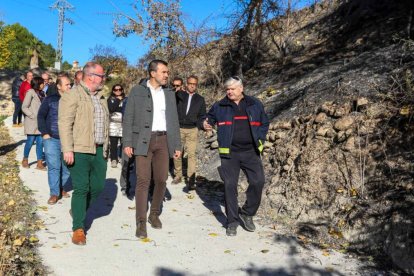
[50,0,75,70]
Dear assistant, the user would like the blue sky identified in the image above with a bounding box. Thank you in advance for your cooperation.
[0,0,233,66]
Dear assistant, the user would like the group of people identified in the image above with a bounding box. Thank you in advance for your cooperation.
[11,59,269,245]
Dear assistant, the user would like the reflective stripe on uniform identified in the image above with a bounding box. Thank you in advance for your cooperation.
[219,147,230,154]
[258,140,264,153]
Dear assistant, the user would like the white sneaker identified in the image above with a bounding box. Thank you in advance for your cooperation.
[111,160,117,168]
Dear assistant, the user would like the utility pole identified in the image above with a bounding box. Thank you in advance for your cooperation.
[50,0,74,70]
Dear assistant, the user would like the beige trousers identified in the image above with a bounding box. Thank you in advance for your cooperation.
[174,127,198,179]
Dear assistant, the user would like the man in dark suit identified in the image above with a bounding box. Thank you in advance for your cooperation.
[173,75,206,190]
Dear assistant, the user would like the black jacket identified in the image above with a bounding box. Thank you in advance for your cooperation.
[176,91,206,129]
[12,77,23,100]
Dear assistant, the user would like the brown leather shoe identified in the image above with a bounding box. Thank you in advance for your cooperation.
[35,160,47,171]
[136,220,147,239]
[61,190,70,198]
[171,177,182,185]
[47,195,58,205]
[21,158,29,168]
[72,229,86,245]
[148,212,162,229]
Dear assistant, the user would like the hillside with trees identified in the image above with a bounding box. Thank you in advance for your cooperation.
[111,0,414,273]
[0,22,56,70]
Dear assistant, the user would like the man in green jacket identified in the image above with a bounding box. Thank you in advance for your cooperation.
[59,62,109,245]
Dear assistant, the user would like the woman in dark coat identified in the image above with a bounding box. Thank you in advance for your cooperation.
[107,84,126,168]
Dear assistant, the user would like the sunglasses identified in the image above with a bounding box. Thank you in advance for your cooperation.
[172,84,181,87]
[113,88,123,91]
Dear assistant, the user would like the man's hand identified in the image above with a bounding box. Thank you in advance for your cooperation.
[203,118,212,131]
[124,146,134,158]
[173,150,181,160]
[42,134,51,140]
[63,151,74,165]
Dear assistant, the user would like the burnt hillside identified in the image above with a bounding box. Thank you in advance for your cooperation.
[197,0,414,273]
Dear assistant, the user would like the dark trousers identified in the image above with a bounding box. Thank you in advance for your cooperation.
[120,153,134,192]
[135,134,169,223]
[12,98,22,124]
[219,149,265,227]
[109,136,121,161]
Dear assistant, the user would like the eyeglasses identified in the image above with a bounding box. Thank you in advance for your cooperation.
[172,84,181,87]
[89,72,106,79]
[113,88,123,91]
[187,82,198,86]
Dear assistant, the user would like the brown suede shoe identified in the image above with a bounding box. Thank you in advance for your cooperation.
[171,177,182,185]
[47,195,58,205]
[21,158,29,168]
[72,229,86,245]
[35,160,47,171]
[136,220,147,239]
[148,213,162,229]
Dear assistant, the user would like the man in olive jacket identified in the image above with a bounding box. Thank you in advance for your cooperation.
[59,62,109,246]
[123,59,181,239]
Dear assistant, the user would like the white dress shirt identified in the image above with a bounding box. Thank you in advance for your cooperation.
[186,93,194,115]
[147,81,166,131]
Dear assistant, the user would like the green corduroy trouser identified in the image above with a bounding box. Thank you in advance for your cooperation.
[68,146,107,231]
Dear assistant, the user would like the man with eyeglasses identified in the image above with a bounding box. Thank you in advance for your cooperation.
[173,75,206,190]
[59,62,109,245]
[172,77,184,92]
[41,72,58,97]
[203,76,269,236]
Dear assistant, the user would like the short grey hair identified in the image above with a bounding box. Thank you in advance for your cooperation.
[83,61,101,76]
[224,76,243,88]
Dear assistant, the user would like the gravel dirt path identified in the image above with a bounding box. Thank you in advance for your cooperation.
[6,116,367,275]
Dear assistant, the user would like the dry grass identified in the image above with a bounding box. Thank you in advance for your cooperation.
[0,118,46,275]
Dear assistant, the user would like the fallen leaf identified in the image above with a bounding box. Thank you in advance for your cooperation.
[37,206,48,211]
[172,209,178,212]
[113,244,119,247]
[336,188,344,193]
[400,106,410,115]
[208,233,218,237]
[140,238,152,243]
[128,206,135,210]
[322,250,330,256]
[29,236,39,243]
[187,194,195,199]
[52,244,62,249]
[13,237,25,246]
[8,200,15,206]
[224,250,231,254]
[350,188,358,197]
[261,249,269,253]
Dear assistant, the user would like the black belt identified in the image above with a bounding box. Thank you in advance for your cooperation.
[151,131,167,136]
[95,144,103,147]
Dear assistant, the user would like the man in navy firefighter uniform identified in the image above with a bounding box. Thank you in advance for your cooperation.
[203,76,269,236]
